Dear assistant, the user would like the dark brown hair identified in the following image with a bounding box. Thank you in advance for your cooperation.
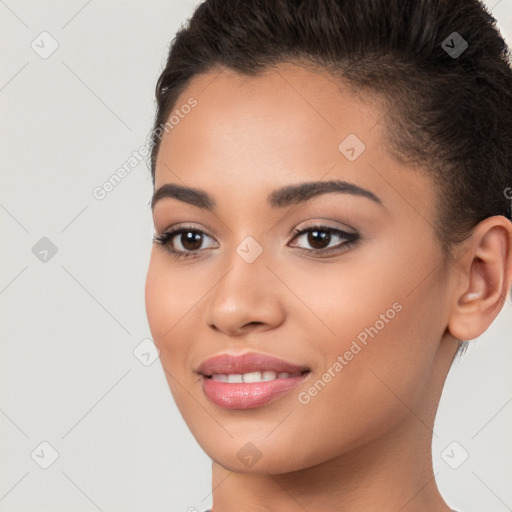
[150,0,512,255]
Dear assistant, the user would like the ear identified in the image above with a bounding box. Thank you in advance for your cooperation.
[448,216,512,341]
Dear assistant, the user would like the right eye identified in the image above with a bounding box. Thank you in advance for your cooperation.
[153,225,218,259]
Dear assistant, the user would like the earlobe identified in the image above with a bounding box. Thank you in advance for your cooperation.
[449,287,485,341]
[448,216,512,341]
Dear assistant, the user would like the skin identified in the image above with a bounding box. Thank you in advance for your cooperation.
[145,63,512,512]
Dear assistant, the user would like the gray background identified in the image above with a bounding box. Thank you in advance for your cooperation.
[0,1,511,511]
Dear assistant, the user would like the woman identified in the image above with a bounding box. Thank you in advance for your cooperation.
[145,0,512,510]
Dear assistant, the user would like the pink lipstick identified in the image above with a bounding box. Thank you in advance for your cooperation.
[197,352,310,410]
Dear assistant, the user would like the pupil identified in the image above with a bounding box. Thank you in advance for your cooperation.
[308,229,330,249]
[182,231,202,250]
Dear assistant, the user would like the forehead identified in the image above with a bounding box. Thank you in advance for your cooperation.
[156,64,382,178]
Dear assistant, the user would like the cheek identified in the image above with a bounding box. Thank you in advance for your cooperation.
[145,256,169,344]
[145,252,192,359]
[293,248,443,423]
[145,254,200,411]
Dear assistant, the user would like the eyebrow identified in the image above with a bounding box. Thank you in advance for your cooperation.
[150,179,383,211]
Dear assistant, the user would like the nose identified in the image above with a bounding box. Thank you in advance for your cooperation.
[203,252,286,337]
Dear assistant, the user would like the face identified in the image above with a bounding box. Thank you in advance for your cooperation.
[145,63,456,474]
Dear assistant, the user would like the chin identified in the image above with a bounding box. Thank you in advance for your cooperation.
[195,431,332,475]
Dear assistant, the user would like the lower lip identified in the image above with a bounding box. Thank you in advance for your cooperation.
[201,373,310,410]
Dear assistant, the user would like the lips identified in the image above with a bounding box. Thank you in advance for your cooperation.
[196,352,311,409]
[196,351,310,376]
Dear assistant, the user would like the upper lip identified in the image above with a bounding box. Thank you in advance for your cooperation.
[197,352,310,376]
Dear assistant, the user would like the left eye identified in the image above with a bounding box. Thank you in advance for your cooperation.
[289,225,359,254]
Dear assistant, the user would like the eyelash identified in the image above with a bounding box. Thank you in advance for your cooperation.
[152,223,360,260]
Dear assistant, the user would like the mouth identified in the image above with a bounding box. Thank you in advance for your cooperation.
[196,352,311,410]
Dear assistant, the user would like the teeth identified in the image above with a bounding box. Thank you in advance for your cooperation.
[210,371,301,383]
[242,371,271,383]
